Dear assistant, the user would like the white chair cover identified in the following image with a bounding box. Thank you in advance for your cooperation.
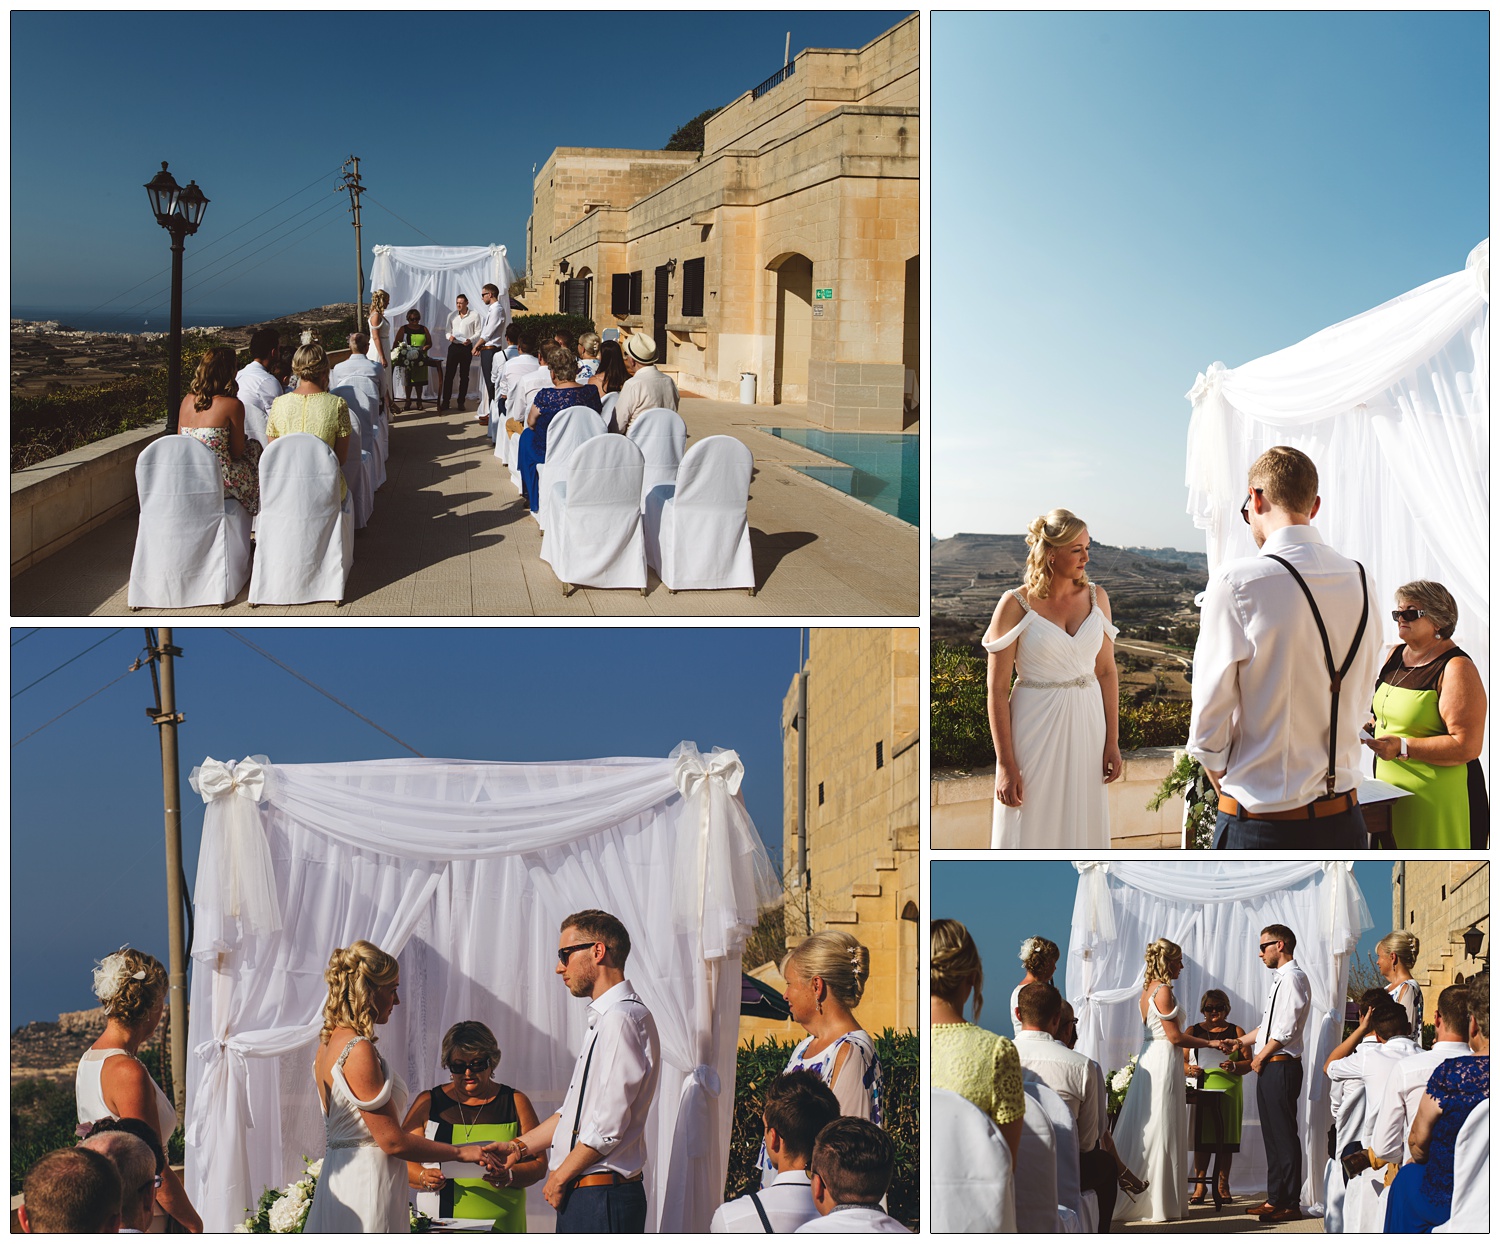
[128,435,253,609]
[1340,1167,1387,1234]
[1016,1089,1061,1233]
[541,435,647,590]
[337,405,374,530]
[626,406,687,506]
[601,390,620,434]
[1435,1097,1489,1233]
[643,435,755,591]
[931,1088,1017,1232]
[333,375,386,481]
[248,434,354,606]
[242,400,270,451]
[535,406,606,532]
[1322,1157,1346,1233]
[1027,1071,1086,1232]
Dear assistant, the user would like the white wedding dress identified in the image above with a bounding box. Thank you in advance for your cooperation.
[985,584,1117,849]
[304,1036,410,1234]
[1112,985,1187,1225]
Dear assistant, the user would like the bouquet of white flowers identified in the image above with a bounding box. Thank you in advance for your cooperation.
[1107,1054,1138,1119]
[238,1157,322,1233]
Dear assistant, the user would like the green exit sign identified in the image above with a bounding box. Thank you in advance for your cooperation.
[814,287,834,300]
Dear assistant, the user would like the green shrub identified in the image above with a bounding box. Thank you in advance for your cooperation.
[513,313,595,346]
[11,1078,81,1195]
[1117,698,1192,750]
[727,1030,918,1230]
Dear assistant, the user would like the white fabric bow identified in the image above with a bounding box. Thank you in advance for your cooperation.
[672,748,744,798]
[189,757,281,937]
[1186,361,1227,405]
[188,1037,253,1147]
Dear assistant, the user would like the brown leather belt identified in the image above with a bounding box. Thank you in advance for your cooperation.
[571,1171,643,1190]
[1264,1053,1299,1063]
[1219,791,1358,822]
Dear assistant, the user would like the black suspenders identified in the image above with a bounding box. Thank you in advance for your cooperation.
[1264,554,1370,799]
[749,1190,775,1231]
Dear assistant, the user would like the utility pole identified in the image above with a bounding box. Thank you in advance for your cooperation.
[146,629,188,1113]
[341,157,367,324]
[785,31,791,67]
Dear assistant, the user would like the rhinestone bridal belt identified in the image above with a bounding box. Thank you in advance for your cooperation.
[1016,675,1096,690]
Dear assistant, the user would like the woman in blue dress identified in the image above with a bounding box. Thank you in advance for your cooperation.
[515,347,603,511]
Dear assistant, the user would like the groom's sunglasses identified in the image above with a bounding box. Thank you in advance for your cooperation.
[1391,608,1427,623]
[557,940,600,965]
[1240,487,1264,523]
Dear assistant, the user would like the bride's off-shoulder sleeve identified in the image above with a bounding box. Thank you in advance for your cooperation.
[982,599,1033,655]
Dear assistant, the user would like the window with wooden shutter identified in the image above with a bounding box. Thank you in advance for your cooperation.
[611,273,631,316]
[628,270,643,316]
[681,257,706,317]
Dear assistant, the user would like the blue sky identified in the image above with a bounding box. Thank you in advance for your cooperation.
[934,860,1400,1022]
[10,11,904,323]
[933,11,1489,549]
[10,626,805,1025]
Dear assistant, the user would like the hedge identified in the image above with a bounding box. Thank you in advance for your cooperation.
[728,1030,918,1230]
[512,312,595,345]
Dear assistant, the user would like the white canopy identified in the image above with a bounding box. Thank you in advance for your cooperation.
[1065,861,1372,1212]
[1185,240,1489,694]
[182,744,778,1233]
[370,245,517,396]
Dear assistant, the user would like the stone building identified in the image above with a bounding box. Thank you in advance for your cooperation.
[764,628,919,1038]
[1392,861,1489,998]
[523,14,918,431]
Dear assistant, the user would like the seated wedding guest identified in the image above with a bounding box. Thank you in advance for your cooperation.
[591,339,630,410]
[79,1130,156,1233]
[403,1021,546,1231]
[1324,994,1416,1155]
[1011,936,1060,1035]
[179,345,262,516]
[575,332,601,382]
[1184,988,1250,1204]
[615,333,679,434]
[930,920,1024,1162]
[87,1116,166,1183]
[235,327,284,437]
[517,346,603,514]
[330,332,383,389]
[1383,971,1489,1232]
[76,947,201,1232]
[1376,930,1425,1035]
[711,1071,841,1233]
[18,1148,122,1234]
[795,1118,910,1233]
[1370,983,1471,1163]
[1364,580,1488,849]
[507,334,554,474]
[500,326,542,436]
[267,341,351,499]
[1015,980,1125,1227]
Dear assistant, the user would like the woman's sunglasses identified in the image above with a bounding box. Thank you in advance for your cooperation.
[1391,608,1427,623]
[448,1058,493,1075]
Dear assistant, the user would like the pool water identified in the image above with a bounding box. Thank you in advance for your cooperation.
[760,428,919,526]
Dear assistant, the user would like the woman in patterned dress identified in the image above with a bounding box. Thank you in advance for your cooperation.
[178,345,262,515]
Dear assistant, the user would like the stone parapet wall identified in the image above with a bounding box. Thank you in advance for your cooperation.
[1395,862,1489,996]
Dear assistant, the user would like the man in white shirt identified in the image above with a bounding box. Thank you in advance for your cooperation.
[329,332,383,389]
[80,1129,157,1232]
[441,293,481,412]
[18,1146,122,1233]
[711,1070,840,1232]
[1324,995,1418,1154]
[796,1118,910,1233]
[1014,982,1116,1228]
[235,327,284,447]
[472,282,509,424]
[1187,445,1380,848]
[615,333,679,434]
[500,328,543,435]
[1229,924,1311,1222]
[1369,983,1472,1163]
[484,909,659,1232]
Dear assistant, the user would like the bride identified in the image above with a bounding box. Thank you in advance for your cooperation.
[984,508,1122,849]
[1112,938,1225,1225]
[305,942,489,1233]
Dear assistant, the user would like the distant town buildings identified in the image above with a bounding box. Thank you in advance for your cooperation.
[523,14,918,431]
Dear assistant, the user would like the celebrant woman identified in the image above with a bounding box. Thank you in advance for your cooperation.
[305,942,490,1233]
[402,1021,545,1231]
[1183,988,1249,1204]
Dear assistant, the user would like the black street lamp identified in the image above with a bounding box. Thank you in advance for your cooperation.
[1462,922,1487,966]
[144,162,209,433]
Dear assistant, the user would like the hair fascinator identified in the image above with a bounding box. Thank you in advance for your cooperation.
[92,945,147,1004]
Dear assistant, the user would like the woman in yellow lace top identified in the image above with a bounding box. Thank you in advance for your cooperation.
[268,340,352,500]
[931,919,1025,1159]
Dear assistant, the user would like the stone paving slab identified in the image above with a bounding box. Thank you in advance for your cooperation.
[9,398,919,618]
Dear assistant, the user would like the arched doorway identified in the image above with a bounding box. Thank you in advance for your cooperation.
[769,253,813,404]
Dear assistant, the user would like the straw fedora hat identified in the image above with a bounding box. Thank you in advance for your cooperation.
[624,333,658,364]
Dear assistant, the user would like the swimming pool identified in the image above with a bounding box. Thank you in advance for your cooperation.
[760,428,919,526]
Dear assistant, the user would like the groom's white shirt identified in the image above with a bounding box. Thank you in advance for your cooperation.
[1253,958,1310,1058]
[1187,525,1380,812]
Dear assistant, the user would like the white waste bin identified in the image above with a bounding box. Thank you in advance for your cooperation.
[739,372,757,405]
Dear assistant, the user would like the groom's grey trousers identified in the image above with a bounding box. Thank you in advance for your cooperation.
[1257,1057,1303,1211]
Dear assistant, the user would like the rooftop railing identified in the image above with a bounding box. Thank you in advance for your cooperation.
[751,59,795,100]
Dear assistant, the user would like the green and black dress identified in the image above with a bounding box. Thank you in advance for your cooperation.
[420,1084,526,1231]
[1371,645,1488,850]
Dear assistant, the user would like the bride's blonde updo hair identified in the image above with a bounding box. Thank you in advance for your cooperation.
[369,289,390,319]
[931,919,984,1019]
[320,941,399,1042]
[1143,937,1183,984]
[782,930,870,1011]
[1023,509,1090,600]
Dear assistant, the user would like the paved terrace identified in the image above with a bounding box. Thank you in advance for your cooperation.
[11,399,919,617]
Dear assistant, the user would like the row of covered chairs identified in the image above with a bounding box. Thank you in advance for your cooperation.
[127,433,355,609]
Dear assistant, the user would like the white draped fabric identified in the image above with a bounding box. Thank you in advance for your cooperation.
[930,1089,1017,1232]
[1066,862,1372,1211]
[369,245,516,400]
[182,744,779,1234]
[1184,240,1490,698]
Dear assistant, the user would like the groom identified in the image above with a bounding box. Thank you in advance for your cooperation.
[1227,924,1310,1223]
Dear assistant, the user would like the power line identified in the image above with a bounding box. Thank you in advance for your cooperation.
[187,208,347,304]
[11,668,138,748]
[224,630,425,757]
[365,193,440,245]
[11,629,41,647]
[12,628,125,699]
